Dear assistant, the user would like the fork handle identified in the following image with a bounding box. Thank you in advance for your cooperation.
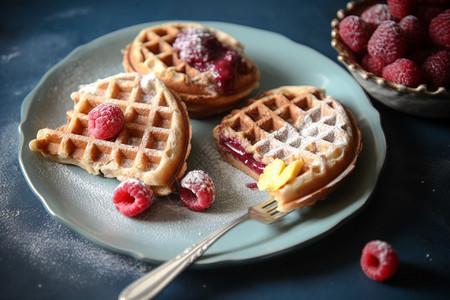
[118,213,250,300]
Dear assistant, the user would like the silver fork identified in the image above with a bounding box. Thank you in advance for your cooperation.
[119,198,291,300]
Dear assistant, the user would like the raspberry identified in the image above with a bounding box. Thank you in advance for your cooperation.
[421,50,450,89]
[367,21,407,64]
[361,53,387,76]
[399,15,427,51]
[361,4,394,29]
[429,10,450,48]
[88,103,124,140]
[179,170,215,211]
[382,58,421,87]
[388,0,417,19]
[360,240,399,282]
[113,179,153,217]
[339,16,372,54]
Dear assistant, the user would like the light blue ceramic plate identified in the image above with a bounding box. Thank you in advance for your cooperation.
[18,21,386,266]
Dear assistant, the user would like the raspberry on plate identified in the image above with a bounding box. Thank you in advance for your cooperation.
[388,0,417,19]
[361,4,394,29]
[382,58,421,87]
[179,170,215,211]
[113,179,154,217]
[367,20,407,64]
[429,10,450,48]
[88,103,124,140]
[360,240,399,282]
[339,16,372,54]
[421,50,450,90]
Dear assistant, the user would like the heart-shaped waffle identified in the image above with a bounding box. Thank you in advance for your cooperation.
[29,73,192,196]
[213,86,362,211]
[122,22,260,118]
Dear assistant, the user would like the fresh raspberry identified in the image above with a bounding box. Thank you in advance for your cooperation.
[113,179,153,217]
[360,240,399,282]
[361,4,394,30]
[399,15,428,51]
[88,103,124,140]
[421,50,450,89]
[361,53,387,76]
[388,0,417,19]
[339,16,372,54]
[413,5,444,25]
[367,21,407,64]
[382,58,421,87]
[429,10,450,48]
[179,170,215,211]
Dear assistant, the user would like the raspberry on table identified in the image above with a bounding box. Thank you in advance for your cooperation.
[360,240,399,282]
[113,179,154,217]
[362,53,387,77]
[88,103,124,140]
[421,50,450,90]
[339,16,372,54]
[388,0,417,19]
[179,170,215,211]
[399,15,427,51]
[367,20,407,64]
[382,58,421,87]
[429,10,450,48]
[361,4,394,30]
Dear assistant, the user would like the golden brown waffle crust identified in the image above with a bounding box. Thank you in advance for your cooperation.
[29,73,192,196]
[122,22,260,118]
[213,86,362,211]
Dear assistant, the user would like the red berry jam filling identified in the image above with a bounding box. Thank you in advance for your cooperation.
[246,182,258,190]
[173,27,245,95]
[218,134,266,175]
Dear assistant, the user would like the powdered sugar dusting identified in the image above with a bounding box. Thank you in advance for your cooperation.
[6,129,148,288]
[181,170,215,196]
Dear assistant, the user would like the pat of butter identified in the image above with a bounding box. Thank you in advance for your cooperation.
[257,159,304,191]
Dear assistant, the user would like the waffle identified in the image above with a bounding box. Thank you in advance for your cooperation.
[213,86,362,211]
[29,73,192,196]
[122,22,260,118]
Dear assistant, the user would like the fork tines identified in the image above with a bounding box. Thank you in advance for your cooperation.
[249,198,291,223]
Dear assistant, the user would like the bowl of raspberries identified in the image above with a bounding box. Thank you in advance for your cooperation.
[331,0,450,118]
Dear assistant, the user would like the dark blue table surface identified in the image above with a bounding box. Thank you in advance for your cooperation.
[1,0,449,299]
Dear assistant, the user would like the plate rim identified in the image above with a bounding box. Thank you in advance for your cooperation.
[18,20,387,267]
